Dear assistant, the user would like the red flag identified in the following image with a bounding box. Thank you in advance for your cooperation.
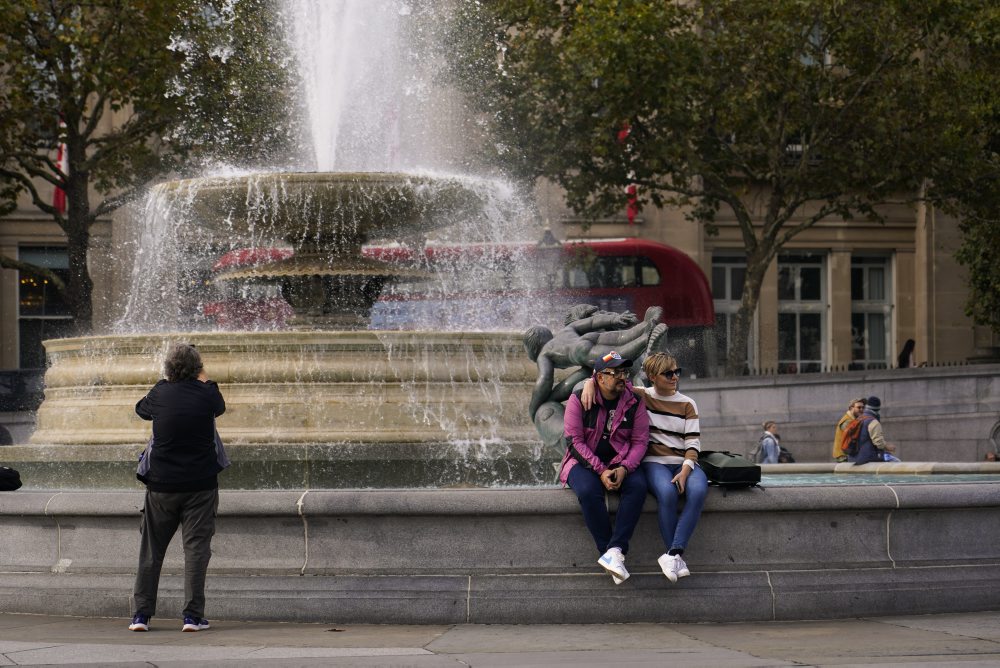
[53,118,67,215]
[625,182,638,225]
[617,121,638,225]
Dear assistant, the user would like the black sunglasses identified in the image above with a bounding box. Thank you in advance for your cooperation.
[659,368,682,379]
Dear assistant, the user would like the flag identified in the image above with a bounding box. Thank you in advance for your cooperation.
[53,118,68,215]
[617,121,638,225]
[625,182,638,225]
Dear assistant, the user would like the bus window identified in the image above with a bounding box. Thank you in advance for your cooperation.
[639,257,660,286]
[562,255,660,289]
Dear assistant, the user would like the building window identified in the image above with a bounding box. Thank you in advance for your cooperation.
[777,252,825,373]
[18,247,74,369]
[711,255,752,375]
[850,256,891,369]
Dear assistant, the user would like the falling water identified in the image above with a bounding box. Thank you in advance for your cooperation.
[96,0,563,485]
[283,0,470,173]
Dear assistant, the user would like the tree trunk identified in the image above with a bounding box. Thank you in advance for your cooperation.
[724,251,772,376]
[63,163,93,334]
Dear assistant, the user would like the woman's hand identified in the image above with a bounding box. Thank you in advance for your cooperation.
[671,466,691,494]
[580,377,596,410]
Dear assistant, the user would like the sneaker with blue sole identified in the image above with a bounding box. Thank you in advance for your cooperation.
[598,548,629,584]
[128,613,150,632]
[182,616,210,632]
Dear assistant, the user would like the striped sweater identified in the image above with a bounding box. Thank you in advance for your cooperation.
[638,387,701,465]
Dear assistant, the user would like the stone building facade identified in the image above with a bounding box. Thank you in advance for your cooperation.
[543,181,997,376]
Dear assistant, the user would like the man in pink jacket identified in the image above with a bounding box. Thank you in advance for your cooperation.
[560,351,649,584]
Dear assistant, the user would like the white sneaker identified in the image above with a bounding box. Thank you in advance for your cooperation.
[674,554,690,578]
[658,553,690,582]
[657,553,678,583]
[598,548,629,584]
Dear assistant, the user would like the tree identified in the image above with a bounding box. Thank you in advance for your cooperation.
[933,8,1000,336]
[447,0,999,374]
[947,121,1000,334]
[0,0,300,332]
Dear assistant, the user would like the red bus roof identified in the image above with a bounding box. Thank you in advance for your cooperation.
[212,248,293,272]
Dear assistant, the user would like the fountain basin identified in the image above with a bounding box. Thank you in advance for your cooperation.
[26,330,552,487]
[1,483,997,623]
[33,331,537,446]
[161,171,489,246]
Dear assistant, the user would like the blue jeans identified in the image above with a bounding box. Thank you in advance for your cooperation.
[567,464,648,555]
[641,461,708,552]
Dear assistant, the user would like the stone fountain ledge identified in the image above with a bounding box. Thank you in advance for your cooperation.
[1,484,998,624]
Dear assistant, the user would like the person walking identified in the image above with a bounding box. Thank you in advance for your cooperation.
[560,351,649,585]
[759,422,781,464]
[129,343,226,633]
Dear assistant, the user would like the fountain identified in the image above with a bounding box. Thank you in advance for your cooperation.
[22,1,550,488]
[2,0,998,627]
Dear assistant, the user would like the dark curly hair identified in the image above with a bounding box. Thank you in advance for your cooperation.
[164,343,203,382]
[523,326,554,362]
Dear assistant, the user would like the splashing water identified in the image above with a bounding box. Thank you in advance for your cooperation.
[283,0,468,173]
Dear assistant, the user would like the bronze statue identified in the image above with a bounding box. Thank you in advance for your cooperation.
[524,304,667,448]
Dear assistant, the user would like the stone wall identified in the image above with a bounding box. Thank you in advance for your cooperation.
[1,485,998,624]
[686,363,1000,463]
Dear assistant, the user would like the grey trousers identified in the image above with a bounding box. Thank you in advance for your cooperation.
[132,488,219,619]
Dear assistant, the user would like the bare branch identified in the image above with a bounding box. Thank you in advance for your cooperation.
[0,255,66,292]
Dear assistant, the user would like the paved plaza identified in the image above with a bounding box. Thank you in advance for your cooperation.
[1,611,999,667]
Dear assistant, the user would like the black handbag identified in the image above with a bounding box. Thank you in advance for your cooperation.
[0,466,22,491]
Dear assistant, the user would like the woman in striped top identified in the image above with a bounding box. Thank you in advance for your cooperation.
[636,353,708,583]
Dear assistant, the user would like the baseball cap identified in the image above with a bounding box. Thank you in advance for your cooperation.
[593,350,633,372]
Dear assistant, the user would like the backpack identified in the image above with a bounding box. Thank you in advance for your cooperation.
[748,435,765,464]
[698,451,761,491]
[0,466,22,491]
[841,415,873,458]
[778,446,795,463]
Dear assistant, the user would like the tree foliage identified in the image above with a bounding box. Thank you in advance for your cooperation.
[448,0,1000,372]
[0,0,300,331]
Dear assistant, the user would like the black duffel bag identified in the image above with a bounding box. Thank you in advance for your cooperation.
[698,450,761,490]
[0,466,22,491]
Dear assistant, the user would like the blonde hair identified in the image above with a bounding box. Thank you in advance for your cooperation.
[762,420,776,432]
[848,397,866,409]
[642,352,678,379]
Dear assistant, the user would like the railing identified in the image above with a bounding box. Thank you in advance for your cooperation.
[731,359,978,377]
[0,370,45,412]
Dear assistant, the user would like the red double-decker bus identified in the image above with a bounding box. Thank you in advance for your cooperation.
[202,237,715,372]
[366,237,713,327]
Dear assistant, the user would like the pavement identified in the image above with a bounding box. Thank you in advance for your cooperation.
[1,611,1000,667]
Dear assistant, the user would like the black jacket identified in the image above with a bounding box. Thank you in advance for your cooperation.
[136,379,226,492]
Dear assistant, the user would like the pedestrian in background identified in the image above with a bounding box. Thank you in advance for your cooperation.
[849,396,887,465]
[759,421,781,464]
[833,397,866,462]
[898,339,918,368]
